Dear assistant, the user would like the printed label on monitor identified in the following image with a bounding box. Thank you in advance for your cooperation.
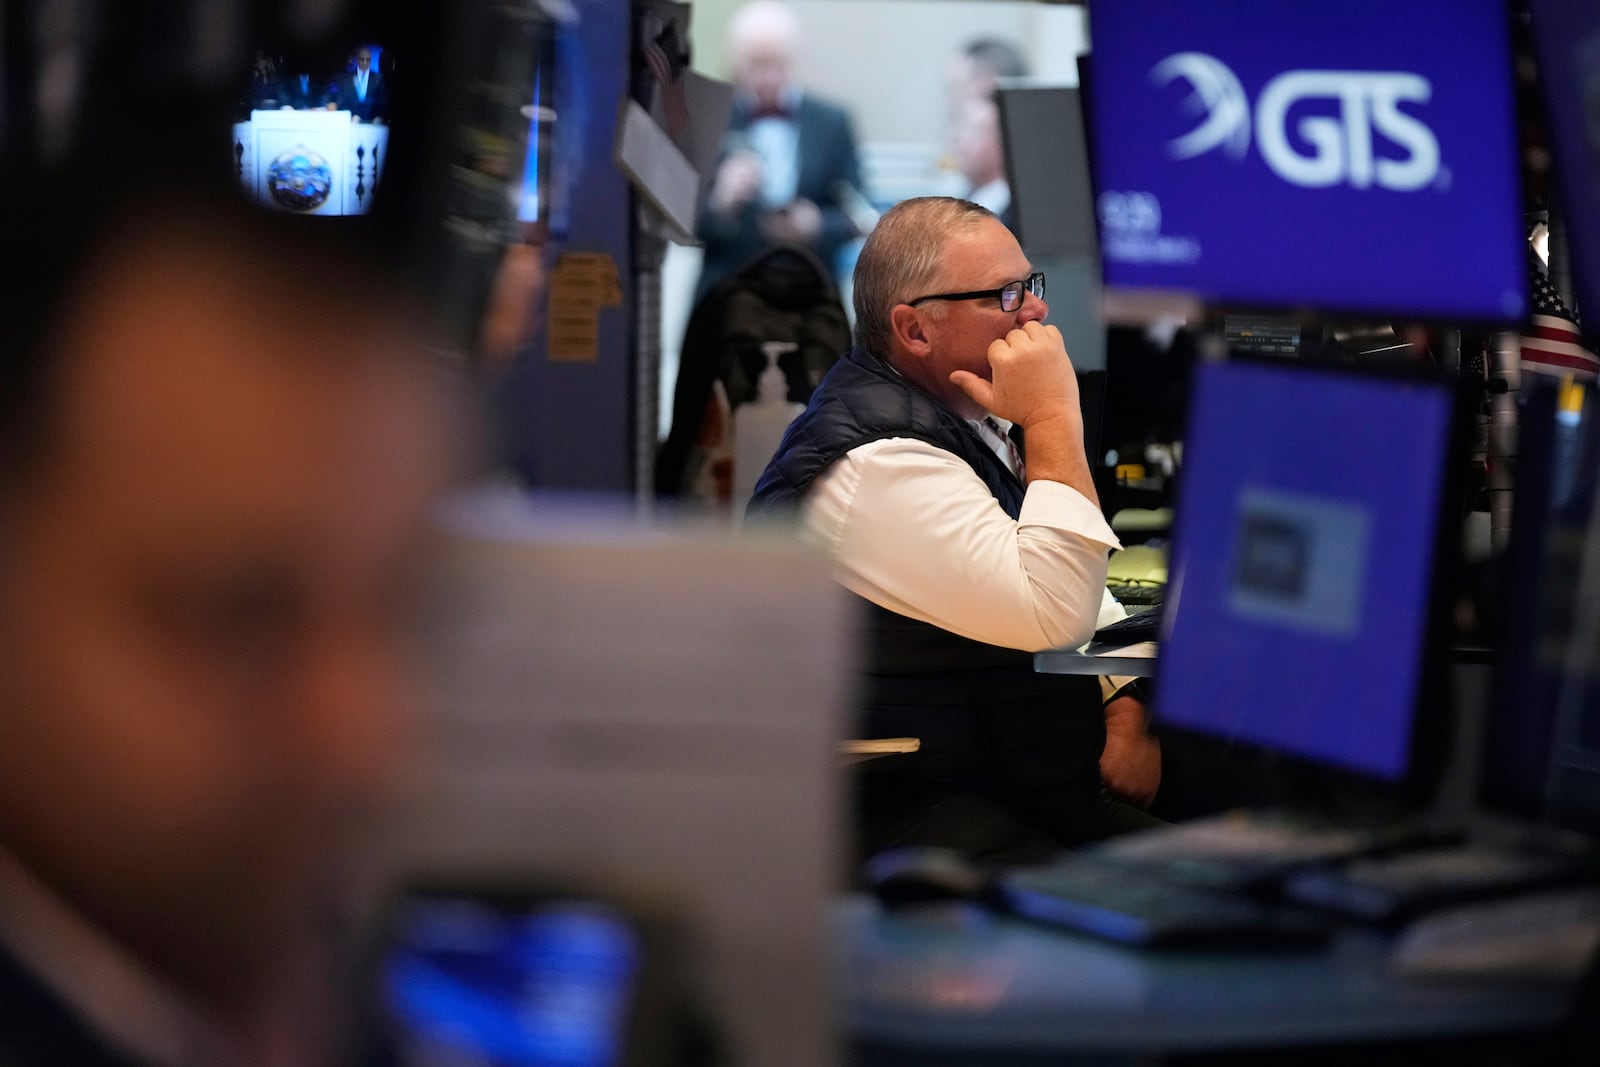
[1229,489,1370,637]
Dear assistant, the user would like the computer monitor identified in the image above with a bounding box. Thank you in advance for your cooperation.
[1151,357,1465,807]
[362,496,853,1067]
[996,85,1107,373]
[996,86,1099,261]
[1483,379,1600,836]
[1528,0,1600,345]
[1084,0,1527,325]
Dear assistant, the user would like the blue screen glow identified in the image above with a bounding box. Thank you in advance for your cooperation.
[1155,360,1454,781]
[1087,0,1526,322]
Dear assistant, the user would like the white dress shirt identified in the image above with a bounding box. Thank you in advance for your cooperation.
[802,427,1125,654]
[745,88,803,208]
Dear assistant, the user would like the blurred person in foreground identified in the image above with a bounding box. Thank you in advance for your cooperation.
[0,183,455,1067]
[694,0,863,302]
[749,198,1160,865]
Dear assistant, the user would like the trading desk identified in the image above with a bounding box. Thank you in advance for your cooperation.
[839,895,1579,1062]
[1034,639,1158,677]
[1033,640,1494,679]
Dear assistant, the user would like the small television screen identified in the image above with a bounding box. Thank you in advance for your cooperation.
[1528,0,1600,348]
[1085,0,1527,324]
[1153,358,1461,790]
[232,40,396,217]
[228,10,556,232]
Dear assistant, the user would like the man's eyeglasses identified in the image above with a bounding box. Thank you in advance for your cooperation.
[907,272,1045,313]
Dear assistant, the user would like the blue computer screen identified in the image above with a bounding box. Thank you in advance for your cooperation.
[1155,359,1455,782]
[1087,0,1526,323]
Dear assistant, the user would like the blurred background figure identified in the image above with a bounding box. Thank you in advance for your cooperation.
[941,37,1026,224]
[245,49,285,111]
[332,45,388,122]
[694,0,863,302]
[946,36,1028,118]
[276,53,337,109]
[950,93,1014,228]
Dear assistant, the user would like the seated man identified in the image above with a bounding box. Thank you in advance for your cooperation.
[750,197,1159,864]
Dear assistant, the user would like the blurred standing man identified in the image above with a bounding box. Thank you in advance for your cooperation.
[951,95,1014,229]
[945,38,1026,225]
[750,198,1159,864]
[332,46,387,122]
[0,185,453,1066]
[946,36,1028,116]
[694,0,863,301]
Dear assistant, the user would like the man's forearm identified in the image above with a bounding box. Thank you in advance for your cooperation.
[1021,412,1099,507]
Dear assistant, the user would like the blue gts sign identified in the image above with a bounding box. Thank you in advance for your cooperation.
[1086,0,1526,323]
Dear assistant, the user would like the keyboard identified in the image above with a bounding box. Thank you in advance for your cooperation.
[1389,885,1600,980]
[1096,810,1452,887]
[1093,605,1163,644]
[1283,842,1597,923]
[1107,578,1165,607]
[996,856,1334,949]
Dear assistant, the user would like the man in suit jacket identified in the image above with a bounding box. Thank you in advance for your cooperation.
[276,64,336,110]
[694,1,863,302]
[332,46,387,122]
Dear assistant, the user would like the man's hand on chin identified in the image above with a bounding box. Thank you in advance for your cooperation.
[949,320,1079,431]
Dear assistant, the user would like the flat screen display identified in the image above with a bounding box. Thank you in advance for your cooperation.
[233,40,395,217]
[1528,0,1600,346]
[1086,0,1527,323]
[1154,358,1457,783]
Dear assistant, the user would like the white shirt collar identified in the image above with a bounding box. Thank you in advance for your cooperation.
[968,414,1022,477]
[742,84,803,117]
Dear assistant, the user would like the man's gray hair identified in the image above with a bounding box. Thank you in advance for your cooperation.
[852,197,997,355]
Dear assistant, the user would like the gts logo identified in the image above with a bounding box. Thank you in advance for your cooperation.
[1152,52,1442,191]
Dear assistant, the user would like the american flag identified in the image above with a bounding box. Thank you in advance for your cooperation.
[643,22,690,142]
[1521,245,1599,380]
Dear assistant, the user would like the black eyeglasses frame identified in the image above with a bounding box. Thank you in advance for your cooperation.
[906,271,1045,313]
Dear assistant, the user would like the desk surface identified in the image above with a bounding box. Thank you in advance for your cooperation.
[1034,640,1158,677]
[1035,640,1494,678]
[838,895,1575,1056]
